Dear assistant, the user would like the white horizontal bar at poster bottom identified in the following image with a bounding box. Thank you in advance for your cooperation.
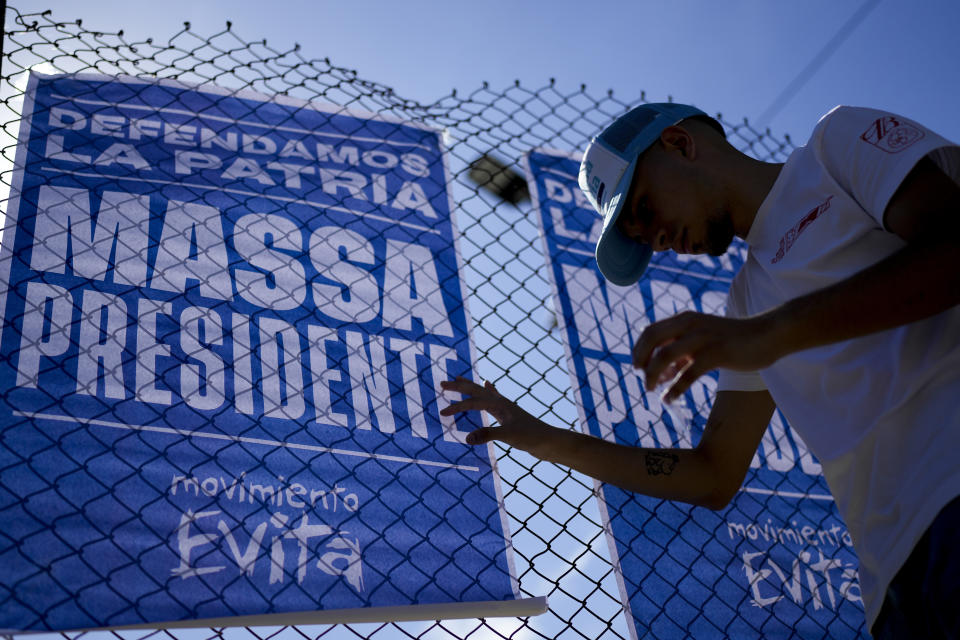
[14,410,481,472]
[740,486,834,501]
[13,597,549,633]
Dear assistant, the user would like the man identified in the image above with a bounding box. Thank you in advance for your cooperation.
[441,102,960,638]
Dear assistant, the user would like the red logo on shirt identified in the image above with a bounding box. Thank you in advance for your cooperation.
[771,196,833,264]
[861,116,924,153]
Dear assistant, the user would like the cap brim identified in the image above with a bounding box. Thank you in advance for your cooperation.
[594,155,652,286]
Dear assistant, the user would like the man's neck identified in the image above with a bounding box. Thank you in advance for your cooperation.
[732,158,784,239]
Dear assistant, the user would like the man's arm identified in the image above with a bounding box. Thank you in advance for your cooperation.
[441,378,775,511]
[637,156,960,401]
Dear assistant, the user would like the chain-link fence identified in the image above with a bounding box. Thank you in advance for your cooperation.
[0,6,869,639]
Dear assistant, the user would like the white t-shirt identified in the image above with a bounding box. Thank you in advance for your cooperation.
[718,105,960,627]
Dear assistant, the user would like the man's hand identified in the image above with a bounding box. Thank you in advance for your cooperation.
[634,311,785,402]
[440,377,558,456]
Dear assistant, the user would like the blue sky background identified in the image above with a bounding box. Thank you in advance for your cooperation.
[12,0,960,145]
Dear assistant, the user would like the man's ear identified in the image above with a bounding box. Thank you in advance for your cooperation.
[659,125,696,159]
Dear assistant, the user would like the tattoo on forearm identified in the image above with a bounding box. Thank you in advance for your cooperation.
[645,451,679,476]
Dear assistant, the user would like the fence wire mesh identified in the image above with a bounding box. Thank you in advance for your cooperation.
[0,6,867,640]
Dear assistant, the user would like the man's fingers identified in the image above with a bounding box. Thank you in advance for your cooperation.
[440,397,498,416]
[441,376,503,400]
[465,427,498,446]
[644,336,698,390]
[633,320,672,368]
[633,313,695,369]
[662,360,703,403]
[632,325,662,369]
[441,376,483,394]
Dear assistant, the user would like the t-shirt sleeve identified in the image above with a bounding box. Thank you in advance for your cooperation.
[716,276,767,392]
[814,106,959,229]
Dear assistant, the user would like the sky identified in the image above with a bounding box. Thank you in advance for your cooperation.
[9,0,960,145]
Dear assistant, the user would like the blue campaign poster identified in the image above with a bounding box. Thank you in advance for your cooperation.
[524,149,868,639]
[0,72,545,631]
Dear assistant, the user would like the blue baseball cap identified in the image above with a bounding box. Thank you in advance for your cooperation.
[579,102,712,286]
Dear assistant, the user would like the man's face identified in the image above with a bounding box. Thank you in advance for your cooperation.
[616,146,734,257]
